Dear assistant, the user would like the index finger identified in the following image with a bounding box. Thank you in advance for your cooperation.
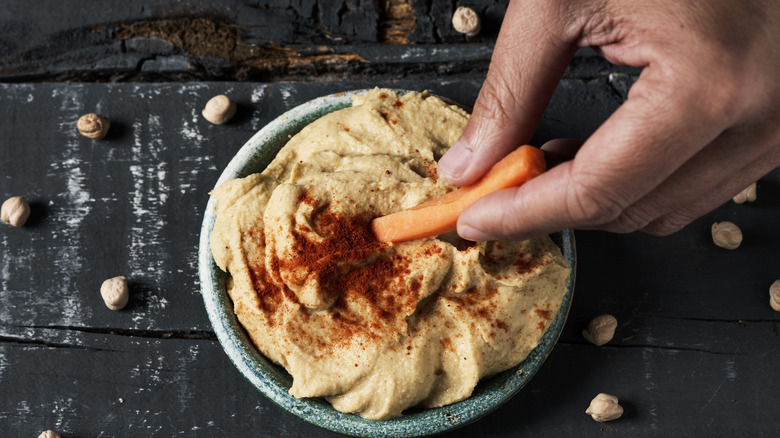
[437,0,583,186]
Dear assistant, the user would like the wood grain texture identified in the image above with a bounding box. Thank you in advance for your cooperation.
[1,80,779,437]
[0,0,637,82]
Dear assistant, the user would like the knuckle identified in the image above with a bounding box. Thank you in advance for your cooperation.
[564,167,627,226]
[602,207,655,234]
[638,63,744,128]
[473,69,520,128]
[641,214,691,236]
[568,188,623,226]
[500,189,529,236]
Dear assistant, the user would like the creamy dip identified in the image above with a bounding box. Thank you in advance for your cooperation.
[209,88,570,420]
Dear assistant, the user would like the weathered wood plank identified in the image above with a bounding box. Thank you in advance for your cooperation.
[0,334,341,437]
[1,80,779,437]
[2,331,779,436]
[0,0,635,81]
[457,342,780,437]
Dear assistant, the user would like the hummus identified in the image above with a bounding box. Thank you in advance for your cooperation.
[209,89,571,420]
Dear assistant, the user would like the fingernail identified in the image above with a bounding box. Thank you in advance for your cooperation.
[459,225,498,242]
[437,140,472,182]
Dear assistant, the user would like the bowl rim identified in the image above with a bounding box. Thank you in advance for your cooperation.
[198,89,577,437]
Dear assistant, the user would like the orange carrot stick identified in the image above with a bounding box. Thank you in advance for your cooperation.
[371,145,546,243]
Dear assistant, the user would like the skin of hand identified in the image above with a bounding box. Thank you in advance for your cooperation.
[438,0,780,241]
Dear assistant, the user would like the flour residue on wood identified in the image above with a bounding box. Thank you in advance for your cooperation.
[0,235,10,319]
[128,110,171,325]
[175,344,200,412]
[0,348,8,383]
[250,86,267,103]
[45,87,95,325]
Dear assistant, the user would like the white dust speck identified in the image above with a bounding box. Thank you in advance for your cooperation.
[724,358,737,381]
[642,348,659,430]
[176,345,200,412]
[251,87,266,103]
[0,352,8,383]
[51,396,78,430]
[608,72,626,83]
[181,120,205,142]
[0,235,9,291]
[280,87,293,101]
[65,161,93,225]
[17,400,31,415]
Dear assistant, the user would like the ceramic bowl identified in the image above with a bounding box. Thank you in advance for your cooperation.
[198,89,577,437]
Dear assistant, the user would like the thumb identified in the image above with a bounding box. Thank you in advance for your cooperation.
[438,0,579,186]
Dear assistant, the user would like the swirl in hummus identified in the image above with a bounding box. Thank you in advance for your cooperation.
[209,89,571,420]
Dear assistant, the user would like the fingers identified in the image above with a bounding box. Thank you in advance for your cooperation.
[640,134,780,235]
[445,0,780,241]
[600,121,780,234]
[461,138,582,240]
[456,74,728,241]
[454,138,581,241]
[437,0,581,186]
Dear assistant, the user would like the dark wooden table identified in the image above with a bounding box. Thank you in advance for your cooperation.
[2,2,779,437]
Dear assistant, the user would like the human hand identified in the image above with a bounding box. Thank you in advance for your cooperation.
[438,0,780,240]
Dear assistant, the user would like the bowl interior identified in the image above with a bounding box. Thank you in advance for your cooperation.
[198,89,576,437]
